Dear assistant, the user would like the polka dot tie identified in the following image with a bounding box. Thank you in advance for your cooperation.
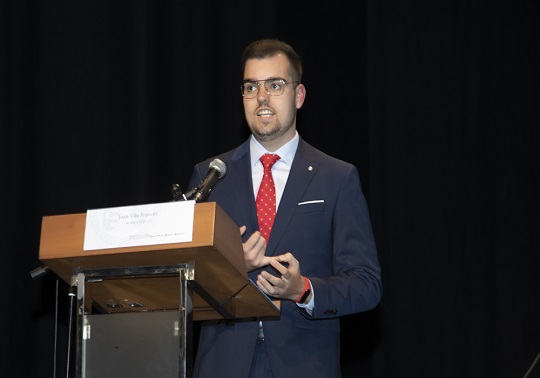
[256,153,281,243]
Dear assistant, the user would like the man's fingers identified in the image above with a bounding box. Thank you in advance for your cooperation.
[269,259,289,276]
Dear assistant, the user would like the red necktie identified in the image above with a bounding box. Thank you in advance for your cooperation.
[256,153,281,243]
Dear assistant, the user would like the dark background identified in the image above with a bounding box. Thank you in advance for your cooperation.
[2,1,538,377]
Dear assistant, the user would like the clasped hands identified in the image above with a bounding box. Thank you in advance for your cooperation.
[240,225,306,302]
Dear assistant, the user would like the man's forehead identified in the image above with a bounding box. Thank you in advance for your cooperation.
[244,54,291,79]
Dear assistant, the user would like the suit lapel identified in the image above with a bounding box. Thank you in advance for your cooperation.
[266,139,319,255]
[224,142,259,232]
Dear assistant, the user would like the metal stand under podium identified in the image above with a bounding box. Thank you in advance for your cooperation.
[39,202,280,378]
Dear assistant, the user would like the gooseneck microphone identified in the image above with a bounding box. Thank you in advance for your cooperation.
[173,158,227,203]
[192,158,227,202]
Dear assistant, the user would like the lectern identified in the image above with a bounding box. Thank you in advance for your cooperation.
[39,202,280,378]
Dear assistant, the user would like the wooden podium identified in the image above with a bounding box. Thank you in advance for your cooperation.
[39,202,280,378]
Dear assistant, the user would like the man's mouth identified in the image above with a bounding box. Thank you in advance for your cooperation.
[257,109,274,117]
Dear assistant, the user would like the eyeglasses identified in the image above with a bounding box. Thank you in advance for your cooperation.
[240,79,298,99]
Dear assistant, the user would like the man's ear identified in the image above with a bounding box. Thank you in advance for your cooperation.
[295,83,306,109]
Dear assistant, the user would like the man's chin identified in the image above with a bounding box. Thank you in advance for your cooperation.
[252,125,278,140]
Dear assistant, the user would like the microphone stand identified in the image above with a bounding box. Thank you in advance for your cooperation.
[170,183,184,201]
[171,183,198,202]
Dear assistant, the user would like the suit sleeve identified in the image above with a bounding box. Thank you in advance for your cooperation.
[305,165,382,319]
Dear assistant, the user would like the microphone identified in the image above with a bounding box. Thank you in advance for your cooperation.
[185,158,227,202]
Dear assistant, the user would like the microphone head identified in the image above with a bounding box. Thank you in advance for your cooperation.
[209,158,227,178]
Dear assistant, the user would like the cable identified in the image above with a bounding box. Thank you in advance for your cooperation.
[66,286,77,378]
[523,350,540,378]
[54,278,58,378]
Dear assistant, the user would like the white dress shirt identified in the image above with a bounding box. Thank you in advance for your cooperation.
[249,132,314,311]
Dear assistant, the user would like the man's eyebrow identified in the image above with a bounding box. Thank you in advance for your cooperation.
[242,77,284,83]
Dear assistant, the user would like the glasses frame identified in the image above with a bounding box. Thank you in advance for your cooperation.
[240,78,298,98]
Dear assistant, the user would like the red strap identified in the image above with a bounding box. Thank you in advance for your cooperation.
[295,276,311,303]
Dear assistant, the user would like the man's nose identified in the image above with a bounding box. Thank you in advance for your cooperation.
[256,83,270,99]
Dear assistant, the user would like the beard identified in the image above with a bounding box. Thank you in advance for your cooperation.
[249,118,294,143]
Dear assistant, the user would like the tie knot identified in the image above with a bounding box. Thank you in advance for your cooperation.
[260,153,280,169]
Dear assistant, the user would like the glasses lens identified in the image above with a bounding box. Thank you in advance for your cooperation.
[242,82,258,98]
[264,79,285,96]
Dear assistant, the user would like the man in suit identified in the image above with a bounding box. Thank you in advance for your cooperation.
[188,38,382,378]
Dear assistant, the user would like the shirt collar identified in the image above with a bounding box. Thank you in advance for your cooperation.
[250,132,299,168]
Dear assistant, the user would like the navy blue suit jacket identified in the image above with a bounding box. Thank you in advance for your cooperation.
[189,137,382,378]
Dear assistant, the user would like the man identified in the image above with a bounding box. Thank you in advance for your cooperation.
[188,38,382,378]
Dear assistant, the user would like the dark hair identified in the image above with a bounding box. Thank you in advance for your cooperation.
[241,39,303,83]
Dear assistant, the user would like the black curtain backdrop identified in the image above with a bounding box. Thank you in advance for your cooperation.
[2,1,538,377]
